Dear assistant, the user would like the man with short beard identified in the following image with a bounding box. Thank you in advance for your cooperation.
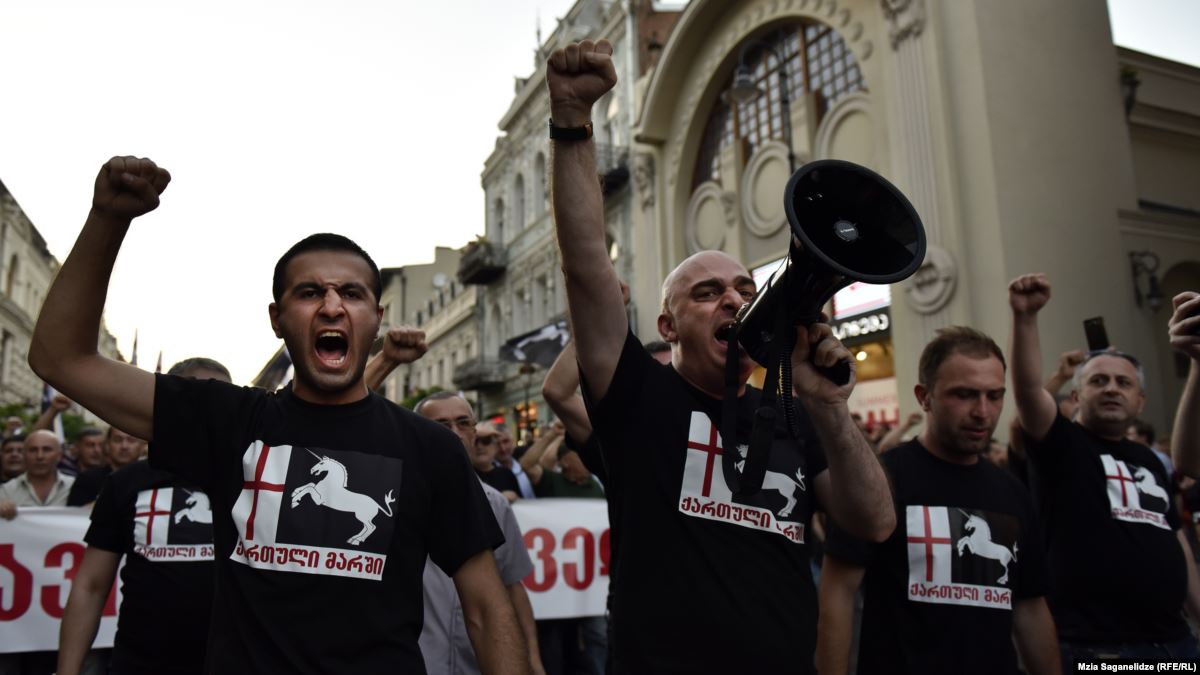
[1010,273,1200,664]
[818,327,1059,675]
[29,156,526,674]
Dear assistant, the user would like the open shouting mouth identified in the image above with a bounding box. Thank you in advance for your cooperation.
[315,330,348,368]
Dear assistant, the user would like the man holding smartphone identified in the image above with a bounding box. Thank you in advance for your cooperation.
[1009,273,1200,665]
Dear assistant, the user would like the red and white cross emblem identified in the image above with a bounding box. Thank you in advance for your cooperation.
[686,422,724,497]
[134,488,172,546]
[242,444,286,540]
[1104,460,1137,507]
[906,505,952,583]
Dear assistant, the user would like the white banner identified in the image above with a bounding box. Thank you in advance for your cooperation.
[0,500,609,652]
[513,498,610,620]
[0,507,120,653]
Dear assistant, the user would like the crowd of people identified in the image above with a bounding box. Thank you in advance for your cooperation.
[2,37,1200,675]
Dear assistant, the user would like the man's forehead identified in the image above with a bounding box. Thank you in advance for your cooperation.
[1082,354,1139,378]
[934,353,1005,388]
[666,251,752,295]
[284,250,375,289]
[421,397,472,420]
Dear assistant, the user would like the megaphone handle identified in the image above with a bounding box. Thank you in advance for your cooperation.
[816,360,852,386]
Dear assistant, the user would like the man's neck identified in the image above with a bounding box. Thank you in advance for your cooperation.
[1080,417,1127,442]
[25,471,58,499]
[674,365,748,400]
[291,380,370,406]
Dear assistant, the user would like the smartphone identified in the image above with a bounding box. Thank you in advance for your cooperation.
[1084,317,1109,352]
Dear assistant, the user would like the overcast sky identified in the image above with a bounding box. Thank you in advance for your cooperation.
[0,0,1194,386]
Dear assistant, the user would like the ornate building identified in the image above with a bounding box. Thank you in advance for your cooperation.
[460,0,682,438]
[0,180,122,410]
[628,0,1200,434]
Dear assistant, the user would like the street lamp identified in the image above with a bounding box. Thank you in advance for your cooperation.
[1129,250,1165,311]
[726,32,797,174]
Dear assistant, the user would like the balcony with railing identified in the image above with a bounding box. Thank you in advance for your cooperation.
[453,357,508,390]
[457,240,508,286]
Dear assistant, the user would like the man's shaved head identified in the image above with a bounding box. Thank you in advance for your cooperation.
[661,250,750,316]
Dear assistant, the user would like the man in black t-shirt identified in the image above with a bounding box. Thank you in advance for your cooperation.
[1010,273,1200,664]
[546,41,895,674]
[58,357,230,675]
[29,156,527,674]
[820,327,1059,675]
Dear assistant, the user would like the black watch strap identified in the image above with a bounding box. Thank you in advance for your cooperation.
[548,118,593,141]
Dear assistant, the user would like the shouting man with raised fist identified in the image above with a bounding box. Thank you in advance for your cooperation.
[546,40,894,674]
[30,157,528,674]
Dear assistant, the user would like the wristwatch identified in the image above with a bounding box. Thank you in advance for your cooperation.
[548,118,593,141]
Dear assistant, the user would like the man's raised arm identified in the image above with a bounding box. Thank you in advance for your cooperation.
[1008,274,1059,442]
[29,157,170,441]
[1168,292,1200,477]
[546,40,625,402]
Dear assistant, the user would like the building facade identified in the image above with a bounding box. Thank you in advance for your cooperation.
[0,180,122,412]
[626,0,1200,435]
[460,0,682,440]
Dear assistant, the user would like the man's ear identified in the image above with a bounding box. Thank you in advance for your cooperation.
[914,383,931,412]
[657,312,678,343]
[268,303,283,339]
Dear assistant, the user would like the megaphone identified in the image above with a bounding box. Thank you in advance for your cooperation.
[733,159,927,383]
[717,159,925,498]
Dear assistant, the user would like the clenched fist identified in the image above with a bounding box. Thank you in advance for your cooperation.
[546,39,618,127]
[1168,291,1200,362]
[1009,273,1051,316]
[381,326,427,366]
[93,156,171,221]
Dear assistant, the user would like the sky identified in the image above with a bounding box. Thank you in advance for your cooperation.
[0,0,1195,385]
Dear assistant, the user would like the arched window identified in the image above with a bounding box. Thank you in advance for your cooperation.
[694,22,865,188]
[493,197,505,243]
[514,174,526,230]
[533,154,547,215]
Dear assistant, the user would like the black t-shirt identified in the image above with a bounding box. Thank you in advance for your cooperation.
[826,440,1047,675]
[584,331,828,674]
[477,465,521,495]
[86,460,215,675]
[1026,413,1187,642]
[150,375,504,675]
[68,465,113,506]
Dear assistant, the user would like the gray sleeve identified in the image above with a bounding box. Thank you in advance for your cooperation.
[490,497,534,586]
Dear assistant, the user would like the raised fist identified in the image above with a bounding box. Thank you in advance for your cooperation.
[92,156,171,221]
[381,326,427,365]
[1168,291,1200,362]
[546,40,618,127]
[51,394,71,412]
[1055,349,1087,380]
[1008,273,1051,316]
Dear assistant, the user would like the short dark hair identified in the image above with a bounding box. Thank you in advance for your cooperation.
[168,357,232,381]
[2,433,25,448]
[272,234,382,303]
[918,326,1006,388]
[74,427,103,442]
[644,340,670,355]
